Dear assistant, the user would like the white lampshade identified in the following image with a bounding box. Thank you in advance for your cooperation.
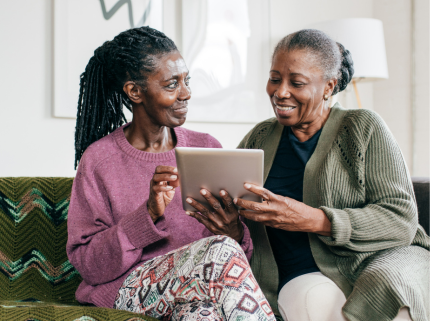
[308,18,389,81]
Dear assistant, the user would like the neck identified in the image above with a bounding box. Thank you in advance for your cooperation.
[291,103,331,142]
[124,107,176,153]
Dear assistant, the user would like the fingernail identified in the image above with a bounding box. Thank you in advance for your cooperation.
[186,198,192,203]
[220,190,226,196]
[167,186,173,190]
[159,182,164,185]
[244,183,251,189]
[173,168,178,173]
[171,175,177,180]
[201,189,207,195]
[233,198,237,204]
[185,211,191,215]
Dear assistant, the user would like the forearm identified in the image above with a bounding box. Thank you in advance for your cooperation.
[290,200,332,236]
[310,208,332,236]
[67,201,169,285]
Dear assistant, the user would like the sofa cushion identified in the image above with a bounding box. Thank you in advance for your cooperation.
[0,177,157,320]
[0,177,81,304]
[0,300,152,321]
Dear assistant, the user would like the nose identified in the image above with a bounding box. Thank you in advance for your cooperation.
[274,81,291,100]
[178,81,191,101]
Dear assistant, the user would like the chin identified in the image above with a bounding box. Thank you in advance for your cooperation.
[274,111,294,127]
[168,115,187,128]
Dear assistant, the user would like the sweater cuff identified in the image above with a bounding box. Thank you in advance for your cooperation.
[320,206,352,245]
[120,200,169,249]
[239,221,253,262]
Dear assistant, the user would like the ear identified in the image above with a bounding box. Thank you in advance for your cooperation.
[325,78,338,97]
[123,81,144,104]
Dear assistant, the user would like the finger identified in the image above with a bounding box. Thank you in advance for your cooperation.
[238,210,271,223]
[153,173,178,183]
[243,183,275,201]
[154,166,178,174]
[168,174,180,188]
[200,189,224,214]
[186,197,211,216]
[234,197,267,213]
[152,185,174,193]
[185,210,213,229]
[219,190,235,212]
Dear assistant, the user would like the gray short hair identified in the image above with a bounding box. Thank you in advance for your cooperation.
[273,29,354,95]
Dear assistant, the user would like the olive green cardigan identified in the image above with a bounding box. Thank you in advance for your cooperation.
[238,104,430,321]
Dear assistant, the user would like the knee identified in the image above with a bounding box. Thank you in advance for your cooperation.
[207,235,243,253]
[278,273,346,321]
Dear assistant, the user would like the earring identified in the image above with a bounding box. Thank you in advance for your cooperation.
[323,94,329,101]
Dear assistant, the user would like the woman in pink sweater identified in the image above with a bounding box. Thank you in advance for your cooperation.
[66,26,274,321]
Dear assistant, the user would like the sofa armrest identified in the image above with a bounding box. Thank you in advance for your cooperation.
[412,177,429,235]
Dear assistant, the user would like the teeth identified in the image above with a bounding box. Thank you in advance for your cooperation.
[276,105,295,111]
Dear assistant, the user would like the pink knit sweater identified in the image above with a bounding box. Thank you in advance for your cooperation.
[66,124,253,309]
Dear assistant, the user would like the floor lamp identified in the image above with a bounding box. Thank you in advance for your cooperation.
[308,18,389,108]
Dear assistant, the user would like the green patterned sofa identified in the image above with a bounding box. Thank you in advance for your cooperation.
[0,177,156,321]
[0,177,429,321]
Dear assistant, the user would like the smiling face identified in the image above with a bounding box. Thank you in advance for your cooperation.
[266,49,336,129]
[125,51,191,128]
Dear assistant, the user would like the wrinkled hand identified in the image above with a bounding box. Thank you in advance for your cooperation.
[147,166,180,222]
[186,189,244,243]
[235,183,331,236]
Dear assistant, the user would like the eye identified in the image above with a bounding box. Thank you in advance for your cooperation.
[166,81,178,89]
[269,78,280,84]
[292,82,305,87]
[185,76,191,86]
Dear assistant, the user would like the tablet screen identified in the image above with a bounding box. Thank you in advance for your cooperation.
[175,147,264,211]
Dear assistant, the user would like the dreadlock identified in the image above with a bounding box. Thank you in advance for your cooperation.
[74,26,178,169]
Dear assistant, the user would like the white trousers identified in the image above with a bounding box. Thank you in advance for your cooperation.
[278,272,412,321]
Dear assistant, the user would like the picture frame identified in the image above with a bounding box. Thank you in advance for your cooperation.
[181,0,273,123]
[53,0,162,119]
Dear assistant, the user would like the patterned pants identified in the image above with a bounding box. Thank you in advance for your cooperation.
[114,235,275,321]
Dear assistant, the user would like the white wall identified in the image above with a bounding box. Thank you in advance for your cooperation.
[0,0,428,177]
[0,0,77,177]
[373,0,429,176]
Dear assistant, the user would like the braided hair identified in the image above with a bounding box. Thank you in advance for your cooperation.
[74,26,178,169]
[273,29,354,95]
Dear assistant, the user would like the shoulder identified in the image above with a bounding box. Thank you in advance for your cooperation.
[176,127,222,148]
[340,108,393,143]
[238,117,278,149]
[77,130,122,174]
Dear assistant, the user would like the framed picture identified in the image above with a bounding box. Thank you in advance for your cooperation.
[53,0,162,119]
[181,0,273,123]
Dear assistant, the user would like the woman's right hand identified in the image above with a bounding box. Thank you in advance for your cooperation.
[147,166,180,222]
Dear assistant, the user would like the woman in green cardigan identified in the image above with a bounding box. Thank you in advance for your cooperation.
[231,30,429,321]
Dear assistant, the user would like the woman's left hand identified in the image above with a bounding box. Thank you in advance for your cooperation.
[235,183,331,236]
[186,189,244,243]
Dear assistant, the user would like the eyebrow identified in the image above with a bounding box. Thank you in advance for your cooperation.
[163,71,190,82]
[269,70,311,81]
[290,72,311,81]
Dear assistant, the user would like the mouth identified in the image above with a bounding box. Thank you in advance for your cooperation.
[172,105,188,115]
[276,105,296,111]
[274,103,296,111]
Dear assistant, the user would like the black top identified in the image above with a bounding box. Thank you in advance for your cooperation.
[264,126,322,292]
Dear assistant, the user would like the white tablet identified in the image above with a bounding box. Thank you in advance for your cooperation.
[175,147,264,211]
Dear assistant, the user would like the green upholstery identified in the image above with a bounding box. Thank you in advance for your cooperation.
[0,177,156,321]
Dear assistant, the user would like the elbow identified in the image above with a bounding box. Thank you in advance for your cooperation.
[67,249,101,286]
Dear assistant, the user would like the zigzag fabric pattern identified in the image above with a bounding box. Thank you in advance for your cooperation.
[0,177,156,321]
